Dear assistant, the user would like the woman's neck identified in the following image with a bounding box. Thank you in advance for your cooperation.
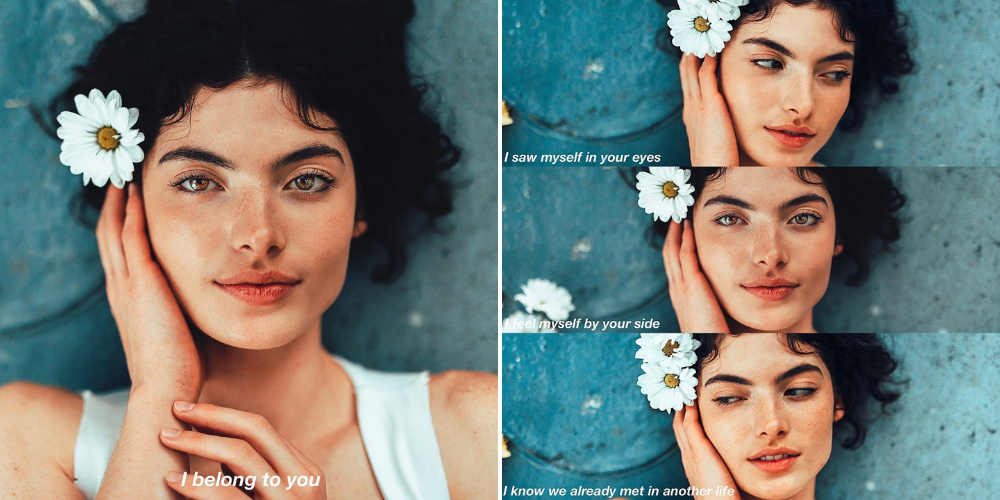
[740,475,817,500]
[729,309,818,334]
[195,319,354,442]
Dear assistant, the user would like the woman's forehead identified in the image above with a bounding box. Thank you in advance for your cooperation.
[699,168,830,205]
[700,334,829,381]
[733,2,854,55]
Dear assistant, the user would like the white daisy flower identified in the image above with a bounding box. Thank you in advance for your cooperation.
[503,310,558,333]
[637,361,698,413]
[681,0,747,22]
[636,333,702,368]
[57,89,145,189]
[513,278,575,322]
[636,167,696,223]
[667,2,733,58]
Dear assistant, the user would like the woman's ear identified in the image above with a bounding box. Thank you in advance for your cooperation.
[833,235,844,256]
[833,395,845,422]
[353,205,368,238]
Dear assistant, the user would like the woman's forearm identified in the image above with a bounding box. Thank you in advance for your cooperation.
[95,384,196,500]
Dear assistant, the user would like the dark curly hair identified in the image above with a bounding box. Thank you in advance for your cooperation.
[645,167,905,287]
[654,0,914,131]
[46,0,459,282]
[692,333,904,449]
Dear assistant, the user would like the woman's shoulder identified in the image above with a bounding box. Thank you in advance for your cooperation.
[0,381,83,490]
[427,371,498,498]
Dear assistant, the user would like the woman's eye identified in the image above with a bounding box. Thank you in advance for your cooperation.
[178,176,217,192]
[824,70,851,82]
[285,173,332,192]
[753,59,783,70]
[790,213,819,225]
[785,388,817,398]
[713,396,742,406]
[713,214,743,226]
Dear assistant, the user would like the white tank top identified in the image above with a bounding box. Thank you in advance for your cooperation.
[73,356,451,499]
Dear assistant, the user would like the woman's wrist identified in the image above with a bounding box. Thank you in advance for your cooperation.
[129,379,200,405]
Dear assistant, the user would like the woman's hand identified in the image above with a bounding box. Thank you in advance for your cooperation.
[662,220,729,333]
[96,184,202,397]
[161,402,327,499]
[679,54,740,166]
[673,405,740,500]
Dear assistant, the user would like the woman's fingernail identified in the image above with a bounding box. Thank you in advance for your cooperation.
[162,427,182,438]
[174,401,195,412]
[166,471,183,483]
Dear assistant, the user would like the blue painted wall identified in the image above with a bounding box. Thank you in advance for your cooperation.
[502,333,1000,499]
[501,167,1000,333]
[502,0,1000,166]
[0,0,497,391]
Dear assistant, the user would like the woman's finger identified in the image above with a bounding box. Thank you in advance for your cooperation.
[172,402,312,478]
[121,183,154,277]
[698,54,719,101]
[672,407,690,454]
[165,471,250,500]
[681,54,701,104]
[160,428,277,481]
[663,221,685,283]
[678,220,699,279]
[96,186,128,280]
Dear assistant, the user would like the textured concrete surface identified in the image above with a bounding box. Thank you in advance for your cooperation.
[502,0,1000,166]
[502,333,1000,499]
[502,167,1000,333]
[0,0,497,390]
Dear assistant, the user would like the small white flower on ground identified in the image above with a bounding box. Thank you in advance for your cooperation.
[503,311,558,333]
[681,0,747,22]
[57,89,144,188]
[636,333,701,368]
[638,362,698,413]
[667,2,733,58]
[514,278,575,321]
[636,167,695,223]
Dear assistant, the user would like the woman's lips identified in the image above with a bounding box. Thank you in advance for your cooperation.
[216,283,298,306]
[765,127,814,149]
[748,454,800,474]
[742,285,798,301]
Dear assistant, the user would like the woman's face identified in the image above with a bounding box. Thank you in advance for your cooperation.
[142,81,364,349]
[719,3,854,166]
[698,334,843,500]
[692,168,841,332]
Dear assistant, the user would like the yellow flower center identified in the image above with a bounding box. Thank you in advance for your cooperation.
[96,127,120,150]
[664,374,680,388]
[694,17,710,33]
[662,181,679,198]
[661,340,680,357]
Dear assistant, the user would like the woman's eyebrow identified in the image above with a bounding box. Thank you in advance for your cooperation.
[704,363,823,388]
[743,37,854,64]
[702,195,754,211]
[157,143,344,170]
[780,193,828,211]
[743,37,794,58]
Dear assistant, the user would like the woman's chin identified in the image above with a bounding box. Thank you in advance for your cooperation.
[729,310,805,333]
[741,146,816,167]
[195,317,309,350]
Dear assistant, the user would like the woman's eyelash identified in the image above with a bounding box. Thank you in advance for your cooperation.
[711,213,745,226]
[713,396,743,406]
[285,170,337,193]
[786,388,817,398]
[169,173,220,193]
[789,212,822,226]
[825,70,852,82]
[752,59,783,70]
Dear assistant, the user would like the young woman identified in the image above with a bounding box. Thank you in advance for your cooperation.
[656,0,913,166]
[658,167,904,333]
[0,1,496,499]
[672,333,901,500]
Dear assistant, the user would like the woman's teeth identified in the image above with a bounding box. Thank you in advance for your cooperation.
[755,454,793,461]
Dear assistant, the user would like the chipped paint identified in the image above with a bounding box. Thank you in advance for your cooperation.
[74,0,107,24]
[408,311,425,328]
[581,394,602,415]
[570,237,592,261]
[4,98,29,109]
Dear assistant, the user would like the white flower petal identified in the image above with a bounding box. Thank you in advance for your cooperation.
[59,89,144,187]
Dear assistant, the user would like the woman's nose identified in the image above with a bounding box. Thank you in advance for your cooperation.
[228,193,285,258]
[782,72,815,119]
[754,398,789,438]
[751,223,788,269]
